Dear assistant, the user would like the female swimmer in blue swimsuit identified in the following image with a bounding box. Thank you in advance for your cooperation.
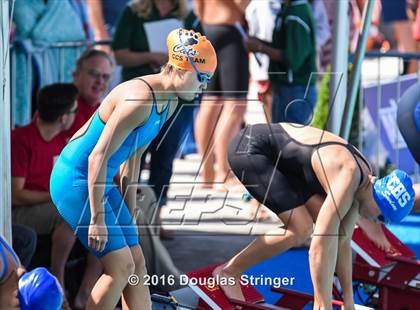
[50,29,217,309]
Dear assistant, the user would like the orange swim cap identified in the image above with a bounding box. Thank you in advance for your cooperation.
[167,28,217,74]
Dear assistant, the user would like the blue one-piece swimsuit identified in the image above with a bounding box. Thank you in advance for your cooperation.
[50,79,170,257]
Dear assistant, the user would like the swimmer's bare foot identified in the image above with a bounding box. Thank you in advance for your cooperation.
[197,183,214,189]
[197,172,215,189]
[358,217,391,251]
[212,264,245,302]
[214,176,245,192]
[197,165,216,188]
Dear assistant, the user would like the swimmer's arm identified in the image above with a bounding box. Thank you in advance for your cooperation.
[88,95,149,223]
[119,144,150,216]
[335,203,359,307]
[11,177,51,206]
[309,168,358,308]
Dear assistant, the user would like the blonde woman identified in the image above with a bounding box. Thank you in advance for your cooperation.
[112,0,189,82]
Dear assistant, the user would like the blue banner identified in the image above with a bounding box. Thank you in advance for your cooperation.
[363,74,418,174]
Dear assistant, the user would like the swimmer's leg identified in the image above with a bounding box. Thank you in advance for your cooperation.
[213,205,313,302]
[121,245,151,310]
[87,247,134,309]
[73,254,102,309]
[50,220,76,288]
[106,187,151,310]
[195,96,223,187]
[214,99,247,184]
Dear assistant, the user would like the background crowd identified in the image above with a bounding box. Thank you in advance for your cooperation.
[3,0,420,309]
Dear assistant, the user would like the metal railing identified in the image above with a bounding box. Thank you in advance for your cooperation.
[10,40,90,127]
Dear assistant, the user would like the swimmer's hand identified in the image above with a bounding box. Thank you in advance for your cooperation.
[357,217,391,251]
[88,219,108,252]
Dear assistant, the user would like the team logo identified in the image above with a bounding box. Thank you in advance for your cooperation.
[385,175,411,209]
[173,31,200,57]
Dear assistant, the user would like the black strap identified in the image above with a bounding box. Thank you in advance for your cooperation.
[315,141,372,186]
[135,78,157,106]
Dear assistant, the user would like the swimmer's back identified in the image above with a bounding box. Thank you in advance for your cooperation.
[279,123,348,146]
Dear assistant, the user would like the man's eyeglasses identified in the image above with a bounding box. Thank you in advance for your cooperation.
[85,68,111,82]
[178,30,211,84]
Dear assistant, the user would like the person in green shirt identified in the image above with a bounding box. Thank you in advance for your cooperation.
[245,0,317,124]
[112,0,189,82]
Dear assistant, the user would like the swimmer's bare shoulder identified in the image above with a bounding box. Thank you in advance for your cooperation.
[279,123,363,185]
[69,79,155,142]
[280,122,348,145]
[99,78,156,125]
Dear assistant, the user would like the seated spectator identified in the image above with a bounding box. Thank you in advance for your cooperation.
[66,48,114,139]
[11,83,78,294]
